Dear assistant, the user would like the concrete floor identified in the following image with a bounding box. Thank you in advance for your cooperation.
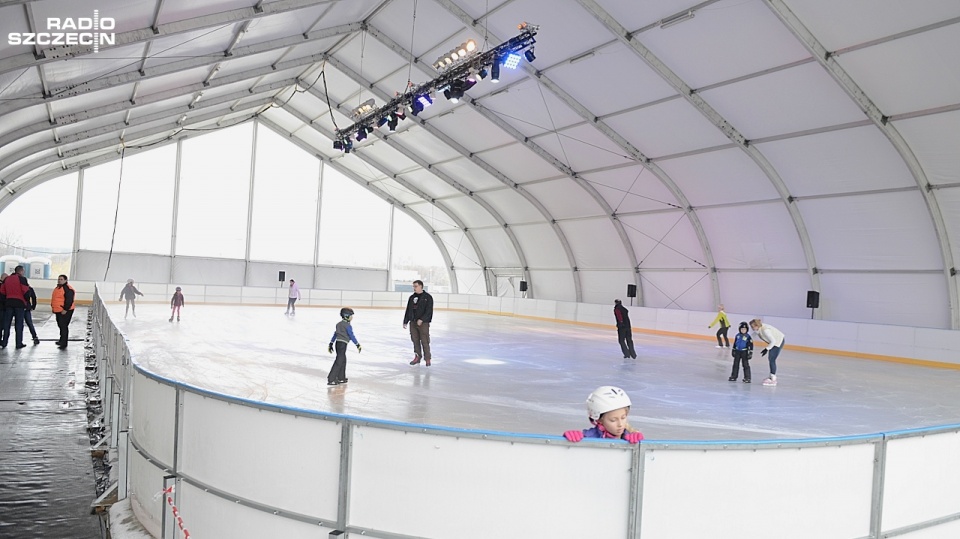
[113,303,960,441]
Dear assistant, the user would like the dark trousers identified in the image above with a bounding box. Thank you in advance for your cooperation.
[410,322,431,360]
[286,298,297,313]
[731,349,752,380]
[1,306,25,347]
[716,326,730,346]
[328,341,348,383]
[23,308,38,340]
[56,310,74,347]
[617,326,636,358]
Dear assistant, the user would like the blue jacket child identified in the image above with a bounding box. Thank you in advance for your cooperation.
[729,321,754,382]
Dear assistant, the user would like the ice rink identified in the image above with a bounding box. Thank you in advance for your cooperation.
[111,303,960,441]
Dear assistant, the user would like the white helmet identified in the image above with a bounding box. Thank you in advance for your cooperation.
[586,386,632,421]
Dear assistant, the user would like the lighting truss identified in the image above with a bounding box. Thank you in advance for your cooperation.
[333,23,538,150]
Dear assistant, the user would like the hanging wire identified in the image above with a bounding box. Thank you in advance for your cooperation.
[404,0,419,91]
[103,144,127,280]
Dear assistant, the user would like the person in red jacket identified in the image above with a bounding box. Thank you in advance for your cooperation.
[0,265,31,348]
[51,274,76,349]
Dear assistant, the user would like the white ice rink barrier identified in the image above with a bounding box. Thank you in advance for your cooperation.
[90,288,960,538]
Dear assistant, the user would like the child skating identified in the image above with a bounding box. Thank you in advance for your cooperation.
[563,386,644,443]
[729,321,754,382]
[169,286,184,322]
[119,278,144,318]
[327,307,361,386]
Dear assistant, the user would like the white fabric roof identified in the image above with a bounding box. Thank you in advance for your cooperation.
[1,0,958,328]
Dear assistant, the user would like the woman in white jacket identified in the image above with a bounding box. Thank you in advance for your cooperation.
[750,318,785,386]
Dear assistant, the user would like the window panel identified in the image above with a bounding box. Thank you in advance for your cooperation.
[78,145,176,255]
[176,123,254,258]
[391,209,450,290]
[317,166,390,269]
[0,173,77,275]
[249,126,320,264]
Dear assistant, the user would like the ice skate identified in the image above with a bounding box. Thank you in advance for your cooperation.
[168,317,173,322]
[410,354,421,365]
[743,379,751,383]
[763,375,777,386]
[425,358,431,366]
[728,376,737,381]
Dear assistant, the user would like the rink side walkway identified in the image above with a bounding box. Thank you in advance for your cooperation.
[0,308,102,538]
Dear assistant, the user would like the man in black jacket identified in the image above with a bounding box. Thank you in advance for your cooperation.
[403,280,434,366]
[614,299,637,359]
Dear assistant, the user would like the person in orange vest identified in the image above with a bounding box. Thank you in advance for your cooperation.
[51,274,76,349]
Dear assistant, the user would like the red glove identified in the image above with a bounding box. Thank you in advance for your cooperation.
[563,430,584,442]
[623,431,644,444]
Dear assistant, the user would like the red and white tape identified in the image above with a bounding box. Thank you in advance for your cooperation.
[162,485,191,538]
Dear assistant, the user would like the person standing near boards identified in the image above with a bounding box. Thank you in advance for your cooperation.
[614,299,637,359]
[403,280,434,366]
[708,304,730,348]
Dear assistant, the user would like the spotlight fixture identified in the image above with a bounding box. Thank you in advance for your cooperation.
[334,23,538,150]
[435,39,479,73]
[524,48,536,62]
[351,98,376,118]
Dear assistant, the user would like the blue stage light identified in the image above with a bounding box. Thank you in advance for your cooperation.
[503,53,522,69]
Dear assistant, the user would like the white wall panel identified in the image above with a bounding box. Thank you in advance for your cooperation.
[526,269,576,302]
[698,203,808,270]
[621,211,706,269]
[314,266,388,291]
[894,110,960,186]
[75,251,173,284]
[604,98,731,158]
[660,147,778,205]
[883,430,960,531]
[179,393,342,519]
[171,257,246,287]
[179,481,333,539]
[512,223,571,268]
[560,217,631,269]
[820,273,949,330]
[578,270,637,306]
[638,270,713,311]
[523,177,607,220]
[641,443,875,538]
[758,126,915,197]
[131,372,177,467]
[347,426,633,539]
[700,62,865,140]
[800,191,943,270]
[583,165,681,215]
[716,271,813,320]
[128,448,165,538]
[469,228,520,268]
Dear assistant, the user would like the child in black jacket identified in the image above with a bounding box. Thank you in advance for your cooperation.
[729,321,754,383]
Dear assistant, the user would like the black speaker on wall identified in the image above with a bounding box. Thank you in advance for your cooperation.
[278,271,286,282]
[806,290,820,309]
[519,280,528,292]
[626,284,637,298]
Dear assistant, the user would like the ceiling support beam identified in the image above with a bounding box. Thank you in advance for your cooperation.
[575,0,822,308]
[0,0,342,76]
[764,0,959,328]
[0,80,294,180]
[0,99,271,211]
[0,22,360,117]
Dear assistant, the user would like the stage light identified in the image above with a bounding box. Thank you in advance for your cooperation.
[477,67,488,80]
[418,94,433,108]
[443,80,464,103]
[524,48,536,62]
[355,129,366,141]
[377,117,388,127]
[491,59,500,83]
[503,53,522,69]
[462,78,477,92]
[387,116,398,131]
[333,140,343,150]
[352,98,376,117]
[465,39,477,52]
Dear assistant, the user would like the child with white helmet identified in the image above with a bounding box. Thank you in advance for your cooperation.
[563,386,644,443]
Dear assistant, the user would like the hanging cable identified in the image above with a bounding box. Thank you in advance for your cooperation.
[404,0,419,91]
[103,144,126,281]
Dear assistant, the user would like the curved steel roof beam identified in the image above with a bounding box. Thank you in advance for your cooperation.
[0,22,361,117]
[576,0,822,307]
[764,0,959,328]
[0,0,343,77]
